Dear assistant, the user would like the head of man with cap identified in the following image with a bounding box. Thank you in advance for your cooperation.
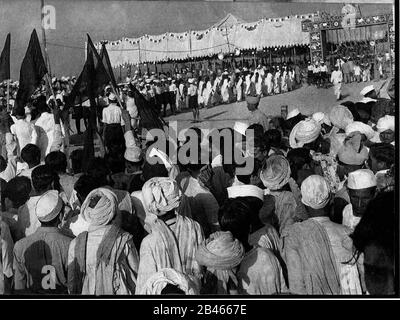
[312,112,332,135]
[35,190,65,227]
[345,121,375,142]
[375,115,395,144]
[12,190,72,294]
[283,108,307,136]
[329,105,354,131]
[301,175,331,216]
[80,187,119,227]
[360,85,377,100]
[260,154,291,191]
[142,177,182,219]
[347,169,376,217]
[108,92,118,104]
[289,118,322,151]
[337,132,368,180]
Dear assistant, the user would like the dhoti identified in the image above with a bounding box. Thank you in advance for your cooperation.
[333,83,342,99]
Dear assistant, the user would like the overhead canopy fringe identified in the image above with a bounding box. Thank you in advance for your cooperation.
[95,14,314,67]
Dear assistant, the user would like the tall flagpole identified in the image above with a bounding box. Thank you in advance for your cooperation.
[6,80,10,112]
[41,0,52,78]
[41,0,71,172]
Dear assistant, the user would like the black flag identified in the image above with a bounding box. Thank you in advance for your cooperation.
[0,33,10,82]
[80,42,96,171]
[66,44,95,106]
[66,35,110,106]
[99,42,118,90]
[87,34,112,95]
[129,83,166,131]
[15,30,48,113]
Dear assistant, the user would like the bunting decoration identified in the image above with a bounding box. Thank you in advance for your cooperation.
[95,13,311,66]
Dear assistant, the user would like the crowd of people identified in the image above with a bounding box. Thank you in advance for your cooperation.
[0,56,395,295]
[1,63,306,128]
[118,63,306,122]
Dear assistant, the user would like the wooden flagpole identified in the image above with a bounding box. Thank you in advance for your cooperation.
[6,80,10,113]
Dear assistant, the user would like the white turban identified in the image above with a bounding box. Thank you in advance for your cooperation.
[260,155,291,191]
[289,119,321,148]
[301,175,331,210]
[312,112,331,126]
[376,115,395,133]
[80,188,118,226]
[195,231,244,270]
[345,121,375,140]
[329,105,354,130]
[142,177,182,216]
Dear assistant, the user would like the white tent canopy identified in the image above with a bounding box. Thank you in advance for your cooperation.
[96,13,316,67]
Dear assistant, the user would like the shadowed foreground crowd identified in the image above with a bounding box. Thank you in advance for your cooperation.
[0,76,395,295]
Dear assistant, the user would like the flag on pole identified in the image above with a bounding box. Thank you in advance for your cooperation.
[129,83,166,131]
[15,29,48,114]
[78,42,96,171]
[66,44,95,106]
[66,34,110,106]
[87,34,112,95]
[0,33,10,82]
[99,42,118,90]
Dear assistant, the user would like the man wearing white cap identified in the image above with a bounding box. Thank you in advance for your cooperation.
[359,84,394,125]
[284,175,362,294]
[13,190,72,294]
[342,169,377,230]
[34,96,63,160]
[359,85,376,102]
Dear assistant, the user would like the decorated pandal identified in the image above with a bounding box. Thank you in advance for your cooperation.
[97,13,317,67]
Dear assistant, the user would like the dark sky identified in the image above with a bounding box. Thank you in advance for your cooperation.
[0,0,392,78]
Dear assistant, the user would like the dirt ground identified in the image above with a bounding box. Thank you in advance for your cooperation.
[164,79,387,132]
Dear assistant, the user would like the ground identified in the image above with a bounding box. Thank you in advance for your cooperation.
[163,79,386,131]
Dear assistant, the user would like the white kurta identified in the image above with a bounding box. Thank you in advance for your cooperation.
[236,78,243,102]
[34,112,64,160]
[221,79,229,103]
[10,119,38,152]
[203,81,212,106]
[256,78,263,96]
[265,73,273,95]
